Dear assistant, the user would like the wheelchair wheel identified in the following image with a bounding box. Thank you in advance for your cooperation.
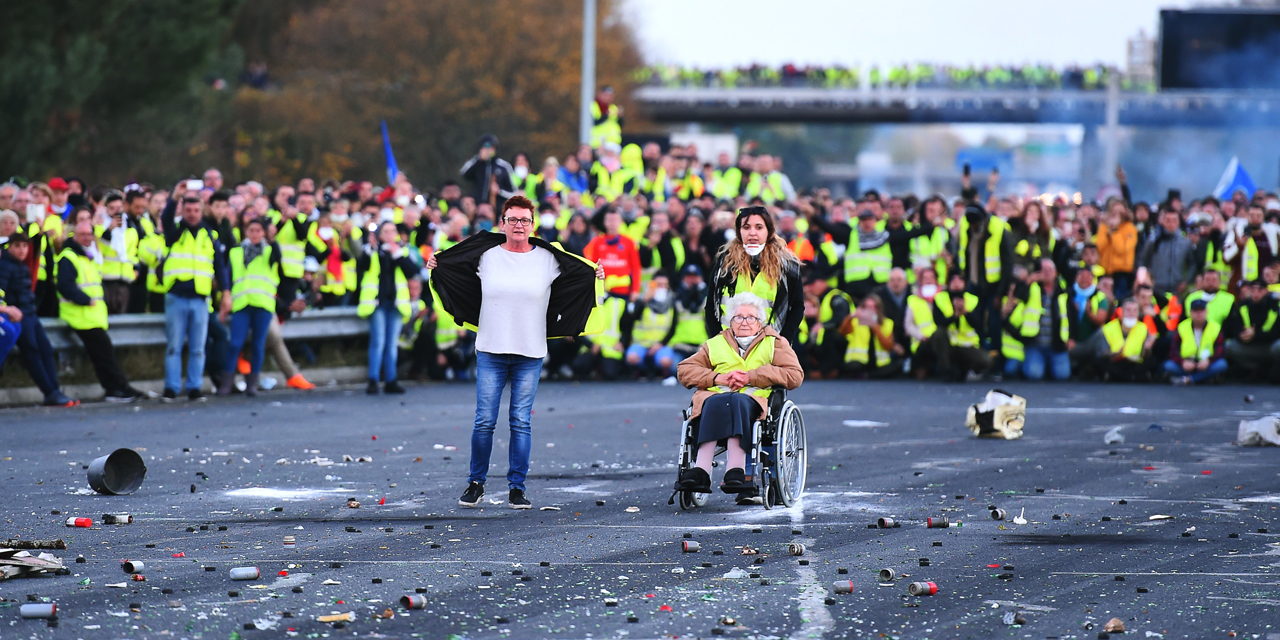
[759,467,772,510]
[774,401,807,507]
[679,490,709,510]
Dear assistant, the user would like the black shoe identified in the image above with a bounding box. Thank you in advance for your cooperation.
[721,467,751,494]
[675,467,712,494]
[161,388,179,403]
[508,489,532,510]
[458,482,484,507]
[188,388,207,402]
[366,380,380,395]
[105,391,137,404]
[384,380,406,394]
[735,489,763,506]
[43,392,79,408]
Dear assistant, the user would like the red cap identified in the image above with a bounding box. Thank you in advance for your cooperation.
[47,177,69,191]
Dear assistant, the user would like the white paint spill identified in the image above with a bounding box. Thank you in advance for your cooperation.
[842,419,889,428]
[1240,494,1280,503]
[1118,407,1139,414]
[983,600,1057,612]
[223,487,354,500]
[546,481,613,496]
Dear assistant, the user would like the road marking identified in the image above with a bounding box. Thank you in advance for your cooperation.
[787,495,833,640]
[1053,571,1280,576]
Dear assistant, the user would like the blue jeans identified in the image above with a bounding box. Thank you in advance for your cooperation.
[226,307,273,375]
[468,351,543,491]
[1163,358,1228,383]
[14,314,62,397]
[1022,345,1071,381]
[625,343,679,375]
[0,316,19,370]
[367,303,403,382]
[165,294,209,392]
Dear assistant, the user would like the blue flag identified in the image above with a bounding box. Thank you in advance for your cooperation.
[382,120,399,185]
[1213,156,1256,200]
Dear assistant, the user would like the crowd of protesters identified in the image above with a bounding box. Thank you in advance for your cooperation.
[2,89,1277,405]
[634,62,1153,92]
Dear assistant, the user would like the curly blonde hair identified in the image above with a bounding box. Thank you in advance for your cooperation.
[716,207,798,286]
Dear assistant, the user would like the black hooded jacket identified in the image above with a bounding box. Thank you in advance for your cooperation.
[430,232,599,338]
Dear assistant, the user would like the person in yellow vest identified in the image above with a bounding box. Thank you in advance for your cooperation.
[911,196,952,284]
[96,190,138,314]
[706,207,805,344]
[589,85,623,149]
[417,281,472,381]
[358,221,422,395]
[624,274,678,379]
[526,157,568,204]
[1185,270,1235,326]
[931,273,993,381]
[742,155,786,205]
[0,231,78,406]
[1098,298,1156,382]
[1224,279,1280,382]
[674,293,804,498]
[803,274,852,378]
[267,191,317,321]
[573,294,626,380]
[56,221,146,402]
[160,188,233,402]
[1000,259,1076,381]
[1223,204,1278,294]
[670,263,710,360]
[313,213,354,307]
[1164,298,1228,384]
[123,189,158,313]
[839,293,901,378]
[903,266,942,379]
[958,203,1014,353]
[217,219,280,397]
[639,210,685,284]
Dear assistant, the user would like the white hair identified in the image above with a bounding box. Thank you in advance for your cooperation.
[0,209,18,228]
[721,293,770,328]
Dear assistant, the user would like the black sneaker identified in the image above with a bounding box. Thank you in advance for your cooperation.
[384,380,406,394]
[508,489,532,510]
[161,388,179,403]
[675,467,711,494]
[188,389,207,402]
[458,482,484,507]
[105,391,137,404]
[366,380,380,395]
[720,467,751,494]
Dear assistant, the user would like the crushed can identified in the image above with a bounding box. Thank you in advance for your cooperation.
[102,513,133,525]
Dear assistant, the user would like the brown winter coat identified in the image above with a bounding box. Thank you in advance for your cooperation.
[676,327,804,419]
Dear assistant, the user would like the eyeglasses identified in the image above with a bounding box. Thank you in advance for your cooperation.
[730,315,761,325]
[504,217,533,227]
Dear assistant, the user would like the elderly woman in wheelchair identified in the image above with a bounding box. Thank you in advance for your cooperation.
[674,293,804,503]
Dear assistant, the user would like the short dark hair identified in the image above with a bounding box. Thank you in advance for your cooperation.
[501,195,535,217]
[5,230,30,245]
[209,190,231,204]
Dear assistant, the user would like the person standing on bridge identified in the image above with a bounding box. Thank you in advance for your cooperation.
[427,195,605,510]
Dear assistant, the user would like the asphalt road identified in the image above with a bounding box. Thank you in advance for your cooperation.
[1,379,1278,640]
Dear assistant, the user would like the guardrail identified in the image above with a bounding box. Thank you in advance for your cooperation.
[40,307,369,351]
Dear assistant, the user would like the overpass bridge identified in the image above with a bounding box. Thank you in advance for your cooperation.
[634,86,1280,127]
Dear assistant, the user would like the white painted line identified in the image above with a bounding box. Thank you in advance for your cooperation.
[788,495,833,640]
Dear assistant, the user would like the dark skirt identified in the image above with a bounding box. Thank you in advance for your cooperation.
[697,392,762,444]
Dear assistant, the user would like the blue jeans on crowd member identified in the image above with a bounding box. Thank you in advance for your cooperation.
[225,307,273,376]
[0,316,19,370]
[625,344,679,375]
[14,314,63,398]
[1022,345,1071,381]
[165,294,210,392]
[1162,358,1228,384]
[207,311,229,381]
[971,284,1003,352]
[367,302,403,382]
[468,351,543,492]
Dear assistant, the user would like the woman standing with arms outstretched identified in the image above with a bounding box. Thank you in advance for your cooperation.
[704,206,805,346]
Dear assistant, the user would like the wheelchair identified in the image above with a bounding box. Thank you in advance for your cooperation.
[670,386,807,510]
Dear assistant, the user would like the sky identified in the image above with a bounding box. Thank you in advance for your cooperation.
[622,0,1198,69]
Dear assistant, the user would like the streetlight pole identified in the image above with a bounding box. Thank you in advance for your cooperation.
[579,0,597,146]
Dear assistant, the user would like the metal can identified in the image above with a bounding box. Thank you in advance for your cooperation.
[926,517,949,529]
[876,517,895,529]
[64,517,92,528]
[831,580,854,594]
[19,604,56,619]
[990,509,1006,521]
[908,581,938,596]
[400,595,427,609]
[283,536,296,547]
[229,567,260,581]
[787,543,805,556]
[681,540,700,553]
[878,568,897,581]
[102,513,133,525]
[122,561,144,574]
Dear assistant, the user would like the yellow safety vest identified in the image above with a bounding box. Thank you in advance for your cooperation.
[271,213,308,279]
[137,230,169,294]
[959,215,1006,284]
[705,333,775,399]
[905,294,935,352]
[1101,319,1148,362]
[844,317,894,367]
[713,167,744,200]
[163,226,215,296]
[935,292,979,348]
[721,271,779,325]
[843,231,892,284]
[911,226,949,283]
[632,305,674,346]
[1239,305,1278,333]
[229,245,279,313]
[744,173,785,204]
[1242,237,1259,282]
[57,249,108,330]
[589,296,626,359]
[1177,319,1221,361]
[356,254,411,322]
[670,306,708,347]
[589,101,621,148]
[95,225,138,283]
[432,292,463,350]
[1184,290,1235,326]
[816,289,852,344]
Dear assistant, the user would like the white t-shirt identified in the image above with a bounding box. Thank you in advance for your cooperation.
[475,245,561,359]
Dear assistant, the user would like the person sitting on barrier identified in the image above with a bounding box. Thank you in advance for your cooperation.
[0,231,77,406]
[1165,298,1228,385]
[674,293,804,498]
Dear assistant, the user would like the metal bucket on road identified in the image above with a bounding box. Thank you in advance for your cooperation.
[87,449,147,495]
